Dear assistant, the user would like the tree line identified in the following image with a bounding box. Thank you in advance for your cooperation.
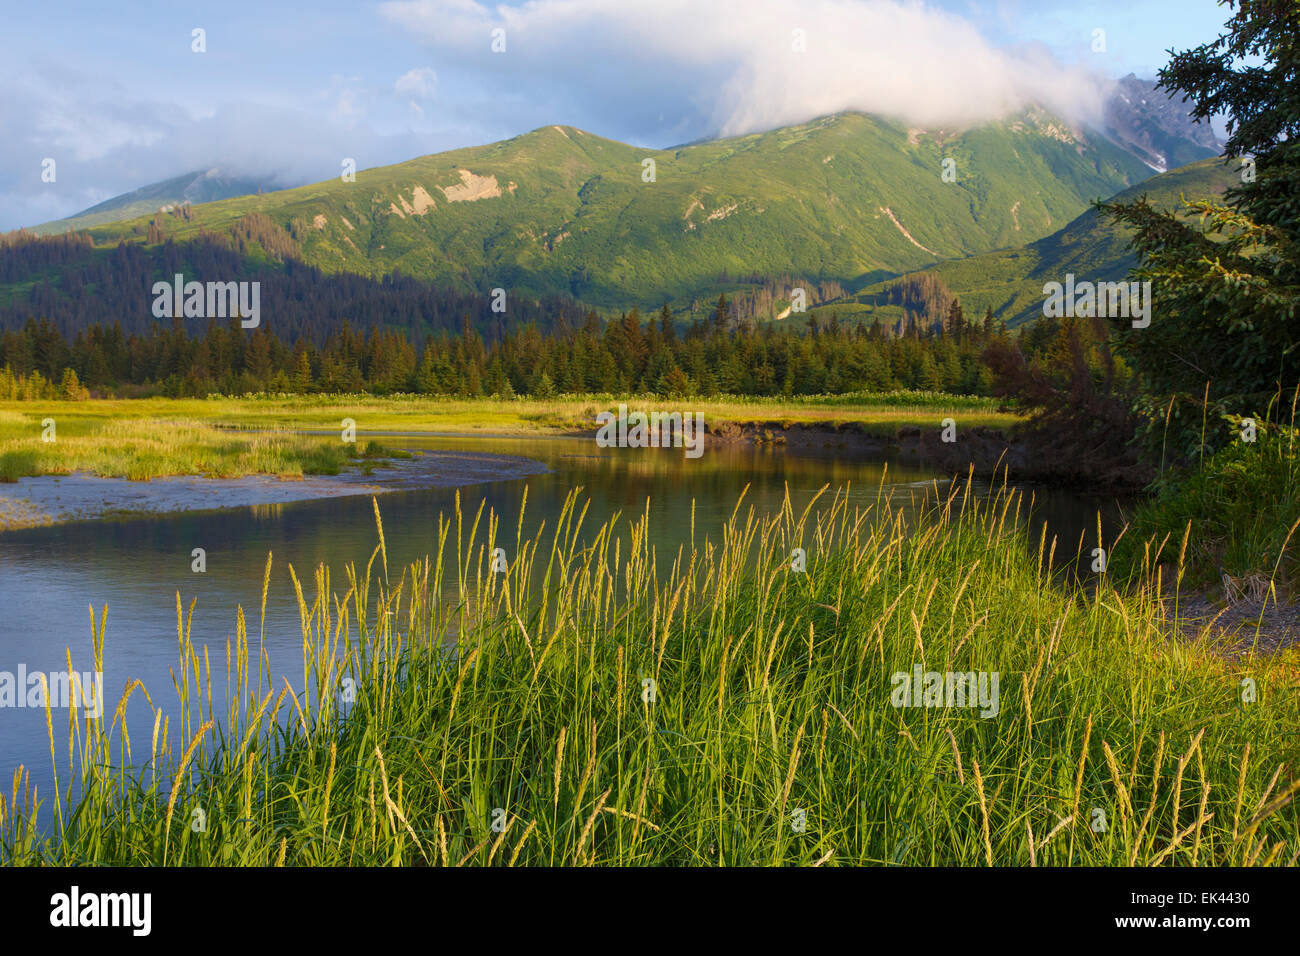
[0,292,1043,400]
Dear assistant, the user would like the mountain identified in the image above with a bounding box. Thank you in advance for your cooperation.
[849,156,1235,328]
[1100,74,1220,172]
[56,109,1153,311]
[29,168,284,236]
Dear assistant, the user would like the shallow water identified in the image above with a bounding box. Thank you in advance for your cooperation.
[0,434,1128,801]
[0,448,550,526]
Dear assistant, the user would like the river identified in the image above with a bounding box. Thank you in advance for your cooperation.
[0,434,1128,801]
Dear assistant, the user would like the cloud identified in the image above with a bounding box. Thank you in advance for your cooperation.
[0,65,459,231]
[0,0,1131,231]
[380,0,1112,140]
[395,67,438,99]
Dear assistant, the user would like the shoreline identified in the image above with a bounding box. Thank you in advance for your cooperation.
[259,420,1148,492]
[0,416,1149,533]
[701,420,1152,493]
[0,448,550,531]
[1161,590,1300,656]
[300,419,1142,491]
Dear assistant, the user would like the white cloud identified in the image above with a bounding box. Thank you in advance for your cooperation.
[0,0,1144,231]
[380,0,1112,134]
[396,67,438,99]
[0,72,455,230]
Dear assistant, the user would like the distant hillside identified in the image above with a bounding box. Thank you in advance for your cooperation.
[55,109,1152,312]
[29,169,283,236]
[852,157,1235,328]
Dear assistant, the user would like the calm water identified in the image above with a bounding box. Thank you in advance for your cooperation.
[0,435,1127,800]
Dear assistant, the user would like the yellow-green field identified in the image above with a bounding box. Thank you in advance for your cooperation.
[0,392,1021,483]
[0,411,360,484]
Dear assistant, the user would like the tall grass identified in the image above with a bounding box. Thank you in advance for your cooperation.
[2,483,1297,866]
[0,416,369,482]
[1111,388,1300,593]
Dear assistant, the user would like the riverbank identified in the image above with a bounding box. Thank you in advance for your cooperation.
[702,420,1149,491]
[1161,591,1300,656]
[0,449,550,530]
[0,393,1027,530]
[1113,424,1300,653]
[4,486,1296,866]
[1,392,1158,530]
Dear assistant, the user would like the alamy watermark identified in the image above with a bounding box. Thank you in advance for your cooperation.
[890,665,999,717]
[0,666,103,718]
[151,273,260,328]
[1042,274,1151,328]
[595,404,704,459]
[50,886,151,936]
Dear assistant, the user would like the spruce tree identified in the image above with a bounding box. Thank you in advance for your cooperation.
[1098,0,1300,442]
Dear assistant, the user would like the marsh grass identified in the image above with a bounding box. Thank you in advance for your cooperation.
[1,391,1020,448]
[2,483,1297,866]
[0,415,377,482]
[0,392,1016,484]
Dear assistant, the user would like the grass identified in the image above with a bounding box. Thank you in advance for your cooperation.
[1,391,1019,444]
[0,410,411,483]
[0,391,1018,485]
[1111,420,1300,595]
[3,483,1297,866]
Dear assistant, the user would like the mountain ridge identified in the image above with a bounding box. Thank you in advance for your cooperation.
[29,168,287,237]
[1100,74,1220,172]
[44,107,1153,312]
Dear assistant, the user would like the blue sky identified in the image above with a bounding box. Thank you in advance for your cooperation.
[0,0,1235,230]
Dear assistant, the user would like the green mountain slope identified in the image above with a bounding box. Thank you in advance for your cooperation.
[74,109,1153,309]
[30,169,279,236]
[852,156,1236,327]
